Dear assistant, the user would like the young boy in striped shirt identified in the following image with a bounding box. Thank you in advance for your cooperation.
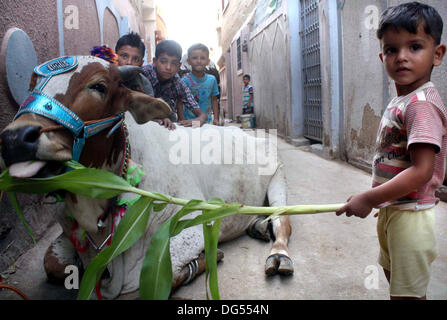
[336,2,446,300]
[242,74,254,114]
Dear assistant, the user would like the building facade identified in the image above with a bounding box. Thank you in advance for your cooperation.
[218,0,447,164]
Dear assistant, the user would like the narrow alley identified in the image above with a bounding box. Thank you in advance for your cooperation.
[174,135,447,300]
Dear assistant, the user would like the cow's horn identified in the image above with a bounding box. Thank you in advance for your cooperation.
[118,65,142,81]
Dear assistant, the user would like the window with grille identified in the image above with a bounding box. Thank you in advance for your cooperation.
[236,37,242,70]
[300,0,322,142]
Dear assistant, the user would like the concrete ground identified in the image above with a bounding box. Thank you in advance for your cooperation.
[1,133,446,300]
[173,137,447,300]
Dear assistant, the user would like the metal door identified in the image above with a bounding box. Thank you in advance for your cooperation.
[300,0,322,142]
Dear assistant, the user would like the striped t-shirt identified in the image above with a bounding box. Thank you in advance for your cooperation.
[242,85,253,108]
[372,82,447,209]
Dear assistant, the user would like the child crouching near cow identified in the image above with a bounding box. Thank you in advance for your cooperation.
[336,2,446,300]
[142,40,207,130]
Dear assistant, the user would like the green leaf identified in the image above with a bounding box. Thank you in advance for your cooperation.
[202,213,222,300]
[207,197,225,205]
[171,204,240,236]
[64,160,86,170]
[153,202,168,212]
[7,192,36,245]
[262,207,287,223]
[152,192,171,202]
[139,200,204,300]
[139,219,172,300]
[0,168,134,199]
[77,197,153,300]
[139,202,239,300]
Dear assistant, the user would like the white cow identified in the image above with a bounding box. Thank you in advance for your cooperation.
[0,56,293,299]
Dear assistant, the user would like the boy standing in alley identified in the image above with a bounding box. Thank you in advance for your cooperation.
[142,40,207,129]
[180,43,220,125]
[242,74,254,114]
[336,2,446,300]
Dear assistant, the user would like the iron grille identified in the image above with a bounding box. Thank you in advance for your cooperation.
[300,0,322,142]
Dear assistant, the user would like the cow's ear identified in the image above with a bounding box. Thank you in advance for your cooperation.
[124,90,172,124]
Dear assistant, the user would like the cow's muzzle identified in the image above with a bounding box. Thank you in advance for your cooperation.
[0,125,40,166]
[0,125,66,178]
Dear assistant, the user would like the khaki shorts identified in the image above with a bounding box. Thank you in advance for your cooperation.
[377,206,437,298]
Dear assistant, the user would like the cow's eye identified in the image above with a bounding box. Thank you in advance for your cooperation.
[89,83,107,94]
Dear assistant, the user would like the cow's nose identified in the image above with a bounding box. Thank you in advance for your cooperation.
[0,125,41,166]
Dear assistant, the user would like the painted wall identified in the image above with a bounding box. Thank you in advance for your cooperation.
[218,64,229,118]
[249,2,291,137]
[221,0,293,138]
[0,0,62,273]
[219,0,258,53]
[103,7,120,48]
[0,0,59,129]
[222,50,234,119]
[63,0,102,55]
[220,0,299,139]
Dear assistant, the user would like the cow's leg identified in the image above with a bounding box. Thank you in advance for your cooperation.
[172,249,225,290]
[171,212,254,289]
[247,217,293,275]
[246,217,271,242]
[265,216,293,276]
[264,163,294,276]
[43,206,85,284]
[44,231,83,284]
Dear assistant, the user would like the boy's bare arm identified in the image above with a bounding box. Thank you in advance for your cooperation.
[212,96,219,125]
[336,143,436,218]
[178,108,207,127]
[176,100,185,121]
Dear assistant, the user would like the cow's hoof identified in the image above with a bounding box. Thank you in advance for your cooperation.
[44,233,81,284]
[247,218,270,242]
[265,254,294,276]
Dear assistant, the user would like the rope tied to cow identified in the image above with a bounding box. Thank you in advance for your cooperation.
[38,115,123,135]
[0,274,29,300]
[0,117,123,150]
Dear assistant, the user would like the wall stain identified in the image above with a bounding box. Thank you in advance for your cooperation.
[350,103,381,150]
[323,133,330,147]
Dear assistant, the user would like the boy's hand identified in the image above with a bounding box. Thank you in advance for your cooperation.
[155,118,176,130]
[178,119,203,128]
[335,193,374,219]
[179,111,207,128]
